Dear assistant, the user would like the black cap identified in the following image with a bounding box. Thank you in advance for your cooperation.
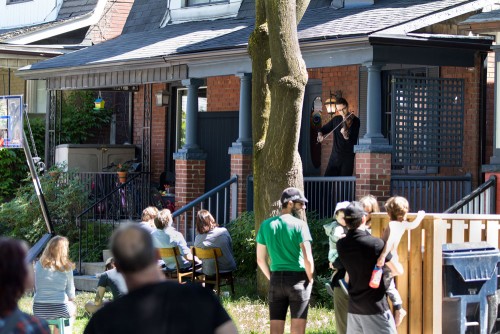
[280,187,308,204]
[344,201,368,219]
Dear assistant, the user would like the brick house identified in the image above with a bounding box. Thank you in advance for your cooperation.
[17,0,496,215]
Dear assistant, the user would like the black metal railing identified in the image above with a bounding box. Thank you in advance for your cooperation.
[172,176,238,243]
[444,175,496,214]
[391,173,472,213]
[246,176,356,219]
[76,172,149,272]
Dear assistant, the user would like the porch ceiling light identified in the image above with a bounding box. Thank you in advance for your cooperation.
[155,90,170,106]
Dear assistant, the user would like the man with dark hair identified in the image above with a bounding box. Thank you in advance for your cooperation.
[256,187,314,334]
[84,224,237,334]
[337,202,403,334]
[317,97,360,176]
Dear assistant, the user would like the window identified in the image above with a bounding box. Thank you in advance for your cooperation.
[186,0,228,6]
[6,0,32,4]
[175,87,207,151]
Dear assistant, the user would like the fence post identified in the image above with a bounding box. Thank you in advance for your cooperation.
[231,175,238,221]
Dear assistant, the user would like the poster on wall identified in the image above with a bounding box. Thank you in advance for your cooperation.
[0,95,23,148]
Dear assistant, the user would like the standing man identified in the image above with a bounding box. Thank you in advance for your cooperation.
[256,187,315,334]
[337,202,403,334]
[317,97,360,176]
[84,224,237,334]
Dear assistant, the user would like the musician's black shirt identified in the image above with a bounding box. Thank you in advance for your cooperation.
[320,114,360,155]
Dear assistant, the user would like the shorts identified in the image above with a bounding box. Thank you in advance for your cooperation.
[269,271,312,320]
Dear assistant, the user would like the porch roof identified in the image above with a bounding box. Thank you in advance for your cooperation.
[17,0,491,85]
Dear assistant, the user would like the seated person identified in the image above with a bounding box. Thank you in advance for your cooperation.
[139,206,159,233]
[0,237,50,333]
[151,209,200,271]
[194,210,237,289]
[85,257,128,314]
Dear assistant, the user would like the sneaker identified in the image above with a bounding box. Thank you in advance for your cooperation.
[339,278,349,295]
[325,282,334,297]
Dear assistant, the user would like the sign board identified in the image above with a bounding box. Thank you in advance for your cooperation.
[0,95,23,148]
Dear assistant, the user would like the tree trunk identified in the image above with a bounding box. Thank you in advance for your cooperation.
[249,0,310,297]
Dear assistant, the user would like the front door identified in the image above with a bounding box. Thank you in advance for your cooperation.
[299,80,322,176]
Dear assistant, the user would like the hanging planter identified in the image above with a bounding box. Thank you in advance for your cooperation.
[117,171,128,183]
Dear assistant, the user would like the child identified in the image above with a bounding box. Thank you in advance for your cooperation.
[323,201,350,296]
[377,196,425,326]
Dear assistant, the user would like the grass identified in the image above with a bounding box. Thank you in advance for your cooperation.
[19,279,337,334]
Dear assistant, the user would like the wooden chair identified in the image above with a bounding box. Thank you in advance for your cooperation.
[191,246,235,296]
[158,247,197,283]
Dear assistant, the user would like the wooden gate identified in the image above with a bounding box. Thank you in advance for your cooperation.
[371,213,500,333]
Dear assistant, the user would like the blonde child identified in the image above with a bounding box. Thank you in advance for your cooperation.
[376,196,425,326]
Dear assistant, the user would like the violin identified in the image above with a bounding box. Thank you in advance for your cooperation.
[341,112,354,140]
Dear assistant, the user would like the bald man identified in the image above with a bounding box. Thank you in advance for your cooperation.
[84,224,237,334]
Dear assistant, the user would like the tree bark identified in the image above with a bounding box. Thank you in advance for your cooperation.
[249,0,310,297]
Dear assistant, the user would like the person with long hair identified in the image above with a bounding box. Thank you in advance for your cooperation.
[0,237,50,333]
[194,210,236,287]
[33,236,76,325]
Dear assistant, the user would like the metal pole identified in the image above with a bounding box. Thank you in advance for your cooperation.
[22,131,55,234]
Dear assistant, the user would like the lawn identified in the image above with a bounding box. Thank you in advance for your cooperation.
[19,279,337,334]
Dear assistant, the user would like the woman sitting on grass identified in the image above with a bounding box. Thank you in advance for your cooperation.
[33,236,76,332]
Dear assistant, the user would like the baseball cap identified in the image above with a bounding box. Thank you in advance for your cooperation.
[280,187,308,204]
[344,201,368,219]
[334,201,350,216]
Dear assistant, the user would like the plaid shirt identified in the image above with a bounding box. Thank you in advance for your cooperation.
[0,309,50,334]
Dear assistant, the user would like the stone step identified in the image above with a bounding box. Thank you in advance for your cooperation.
[80,262,105,275]
[74,275,98,292]
[103,249,112,262]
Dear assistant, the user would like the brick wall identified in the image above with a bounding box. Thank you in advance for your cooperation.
[230,153,253,215]
[89,0,134,44]
[355,152,392,201]
[308,65,360,175]
[207,75,240,112]
[441,56,482,186]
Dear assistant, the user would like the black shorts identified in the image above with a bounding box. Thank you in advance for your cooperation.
[269,271,312,320]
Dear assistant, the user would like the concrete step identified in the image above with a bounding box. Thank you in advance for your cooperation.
[103,249,112,262]
[80,262,105,275]
[74,275,98,292]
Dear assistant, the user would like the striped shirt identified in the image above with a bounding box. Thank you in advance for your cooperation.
[33,261,75,304]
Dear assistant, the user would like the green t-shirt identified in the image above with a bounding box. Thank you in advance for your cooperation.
[256,214,312,272]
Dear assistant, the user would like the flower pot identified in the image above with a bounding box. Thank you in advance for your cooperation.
[117,171,128,183]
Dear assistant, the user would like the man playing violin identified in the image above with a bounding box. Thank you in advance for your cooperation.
[317,97,360,177]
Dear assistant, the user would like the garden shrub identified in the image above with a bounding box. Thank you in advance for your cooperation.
[227,211,256,279]
[0,164,90,261]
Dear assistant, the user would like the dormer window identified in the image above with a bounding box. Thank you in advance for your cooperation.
[187,0,228,6]
[167,0,242,25]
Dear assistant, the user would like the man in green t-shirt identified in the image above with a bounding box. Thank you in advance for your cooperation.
[256,187,314,334]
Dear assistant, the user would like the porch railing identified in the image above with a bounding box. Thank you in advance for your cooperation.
[246,176,356,219]
[75,172,149,273]
[172,175,238,243]
[444,175,496,214]
[391,173,472,213]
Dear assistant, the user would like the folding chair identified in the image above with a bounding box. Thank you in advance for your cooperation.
[158,247,200,283]
[191,246,235,296]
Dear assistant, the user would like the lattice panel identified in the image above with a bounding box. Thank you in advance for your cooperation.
[391,76,464,167]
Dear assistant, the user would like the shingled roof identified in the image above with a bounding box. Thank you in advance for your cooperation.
[22,0,487,72]
[0,0,99,43]
[460,8,500,24]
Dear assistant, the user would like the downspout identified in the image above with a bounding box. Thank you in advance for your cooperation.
[479,51,488,184]
[8,68,11,95]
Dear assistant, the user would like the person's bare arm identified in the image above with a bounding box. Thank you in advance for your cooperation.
[300,241,314,282]
[215,320,238,334]
[405,210,425,230]
[256,243,271,280]
[94,286,106,305]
